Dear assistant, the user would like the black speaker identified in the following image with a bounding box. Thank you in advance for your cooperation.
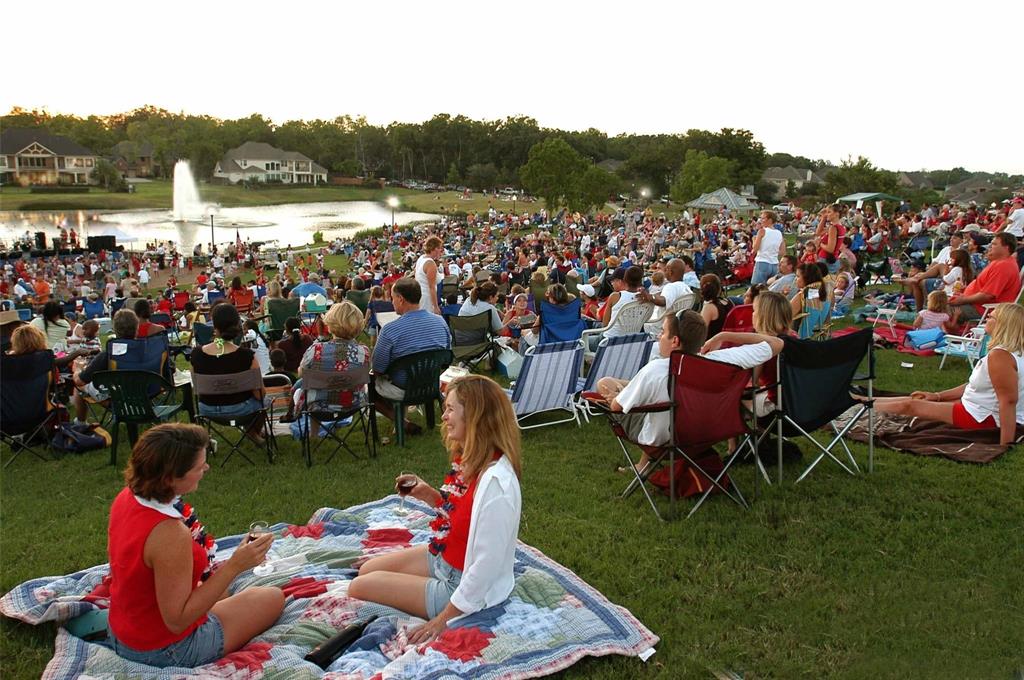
[34,232,46,250]
[87,235,116,252]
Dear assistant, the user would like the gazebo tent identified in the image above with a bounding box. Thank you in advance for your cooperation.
[685,187,760,212]
[837,192,903,217]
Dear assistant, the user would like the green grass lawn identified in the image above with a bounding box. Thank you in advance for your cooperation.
[1,335,1022,678]
[0,182,419,212]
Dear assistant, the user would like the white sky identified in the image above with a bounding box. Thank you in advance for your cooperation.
[3,0,1020,173]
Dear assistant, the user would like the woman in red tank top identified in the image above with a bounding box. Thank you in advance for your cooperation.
[815,203,847,267]
[106,424,284,668]
[349,375,523,644]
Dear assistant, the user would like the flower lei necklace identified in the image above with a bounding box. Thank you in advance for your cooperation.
[428,459,468,557]
[173,499,217,581]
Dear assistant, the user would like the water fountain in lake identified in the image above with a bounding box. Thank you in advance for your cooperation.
[172,160,211,221]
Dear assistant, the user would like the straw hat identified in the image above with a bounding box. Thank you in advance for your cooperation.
[0,310,26,327]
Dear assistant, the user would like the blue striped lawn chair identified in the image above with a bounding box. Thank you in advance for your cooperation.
[506,340,584,430]
[576,333,653,422]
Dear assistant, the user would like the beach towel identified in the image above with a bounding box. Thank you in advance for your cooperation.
[1,496,658,680]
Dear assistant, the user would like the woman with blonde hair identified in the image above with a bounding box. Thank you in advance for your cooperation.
[869,303,1024,446]
[349,374,522,643]
[260,279,283,316]
[297,301,369,420]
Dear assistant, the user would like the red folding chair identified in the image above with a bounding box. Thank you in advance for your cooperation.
[615,352,754,520]
[722,304,754,333]
[172,291,190,312]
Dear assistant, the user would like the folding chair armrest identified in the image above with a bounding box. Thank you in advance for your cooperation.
[942,334,978,345]
[628,401,672,414]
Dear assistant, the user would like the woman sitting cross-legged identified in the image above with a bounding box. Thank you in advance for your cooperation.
[348,375,522,643]
[868,302,1024,447]
[106,423,284,668]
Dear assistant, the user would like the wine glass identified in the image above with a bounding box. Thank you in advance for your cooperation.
[248,521,274,575]
[248,520,269,542]
[395,471,417,516]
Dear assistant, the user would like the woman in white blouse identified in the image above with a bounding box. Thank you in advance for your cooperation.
[869,303,1024,446]
[349,375,522,642]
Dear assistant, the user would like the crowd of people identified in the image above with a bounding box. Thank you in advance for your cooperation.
[3,192,1023,668]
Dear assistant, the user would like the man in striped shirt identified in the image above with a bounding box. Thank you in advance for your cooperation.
[372,277,451,435]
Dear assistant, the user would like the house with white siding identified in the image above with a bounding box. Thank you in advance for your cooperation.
[213,142,327,185]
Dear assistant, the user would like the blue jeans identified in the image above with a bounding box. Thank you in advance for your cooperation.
[109,613,224,668]
[198,397,263,419]
[425,551,463,619]
[751,261,778,285]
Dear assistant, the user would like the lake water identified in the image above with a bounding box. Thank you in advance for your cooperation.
[0,201,437,252]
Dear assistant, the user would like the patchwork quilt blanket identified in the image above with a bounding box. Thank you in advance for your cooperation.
[1,496,658,679]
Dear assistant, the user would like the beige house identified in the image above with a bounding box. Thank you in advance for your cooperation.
[761,166,827,197]
[0,128,98,186]
[213,141,327,185]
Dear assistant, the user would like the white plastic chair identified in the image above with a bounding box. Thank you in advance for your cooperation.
[581,300,655,363]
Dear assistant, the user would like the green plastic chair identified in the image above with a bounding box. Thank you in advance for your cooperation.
[266,297,301,342]
[92,370,187,466]
[345,289,371,315]
[371,348,453,447]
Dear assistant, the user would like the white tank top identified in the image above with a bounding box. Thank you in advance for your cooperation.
[414,254,437,312]
[605,290,638,338]
[961,346,1024,426]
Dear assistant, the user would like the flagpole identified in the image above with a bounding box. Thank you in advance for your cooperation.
[210,214,215,257]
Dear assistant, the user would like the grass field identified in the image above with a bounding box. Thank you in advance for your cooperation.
[1,321,1022,678]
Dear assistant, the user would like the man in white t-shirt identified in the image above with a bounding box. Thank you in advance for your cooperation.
[595,310,783,470]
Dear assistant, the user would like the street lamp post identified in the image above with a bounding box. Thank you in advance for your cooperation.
[387,196,399,229]
[512,194,517,221]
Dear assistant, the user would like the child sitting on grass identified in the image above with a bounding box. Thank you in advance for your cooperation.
[914,290,951,330]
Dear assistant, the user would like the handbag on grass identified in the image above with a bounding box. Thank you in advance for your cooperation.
[52,422,111,454]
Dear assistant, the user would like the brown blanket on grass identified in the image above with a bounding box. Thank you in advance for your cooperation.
[840,410,1022,464]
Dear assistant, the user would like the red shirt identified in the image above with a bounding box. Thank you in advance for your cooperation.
[107,488,210,650]
[961,257,1022,313]
[429,453,501,571]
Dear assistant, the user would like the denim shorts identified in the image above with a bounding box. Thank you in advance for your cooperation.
[198,397,263,419]
[109,613,224,668]
[425,551,463,618]
[751,261,778,285]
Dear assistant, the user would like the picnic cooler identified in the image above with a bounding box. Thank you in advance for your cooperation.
[497,345,523,379]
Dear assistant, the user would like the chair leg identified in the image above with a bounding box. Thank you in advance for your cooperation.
[395,403,406,447]
[425,399,435,430]
[126,424,140,447]
[109,421,119,467]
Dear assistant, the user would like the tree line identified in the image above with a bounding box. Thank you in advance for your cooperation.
[3,106,1017,212]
